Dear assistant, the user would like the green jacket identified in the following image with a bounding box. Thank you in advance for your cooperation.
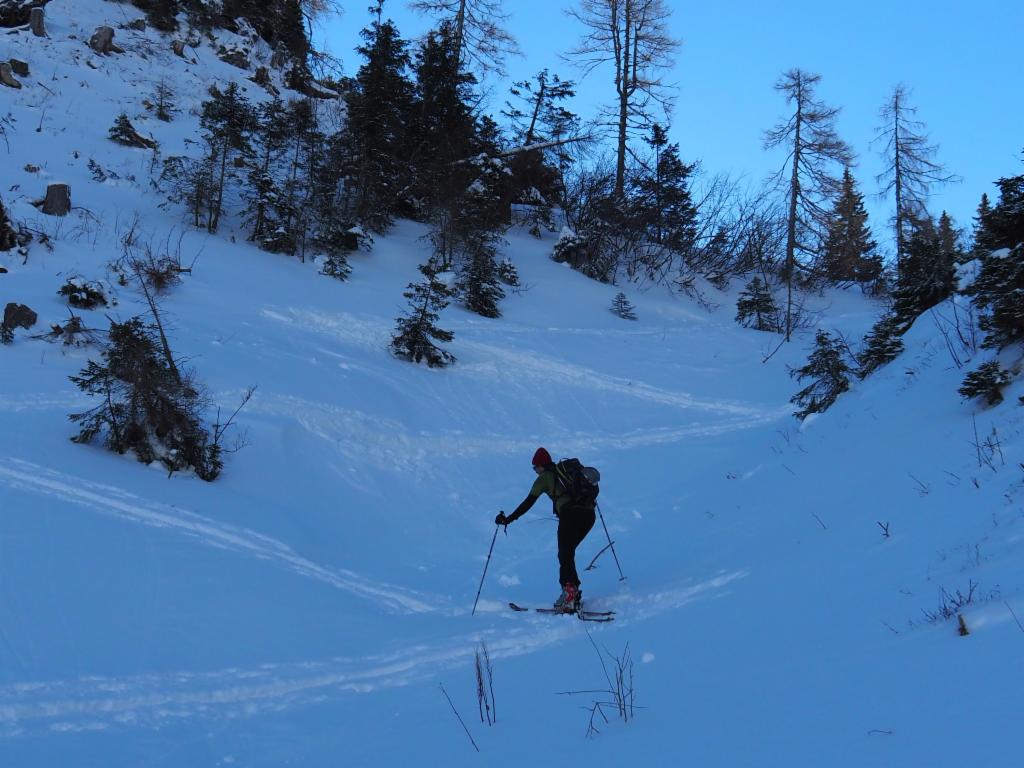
[507,467,570,522]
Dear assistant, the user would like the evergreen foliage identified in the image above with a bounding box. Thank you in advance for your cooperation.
[892,214,957,324]
[68,317,223,481]
[857,313,905,378]
[735,277,779,332]
[970,242,1024,350]
[496,257,520,286]
[958,361,1012,406]
[790,330,852,419]
[610,292,637,320]
[391,262,456,367]
[198,82,256,233]
[339,11,415,232]
[632,123,697,256]
[0,195,15,252]
[820,168,881,284]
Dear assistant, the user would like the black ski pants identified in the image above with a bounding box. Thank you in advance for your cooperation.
[556,504,596,587]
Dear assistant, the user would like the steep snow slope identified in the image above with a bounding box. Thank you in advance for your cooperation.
[2,3,1023,766]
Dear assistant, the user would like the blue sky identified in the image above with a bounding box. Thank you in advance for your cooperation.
[316,1,1023,253]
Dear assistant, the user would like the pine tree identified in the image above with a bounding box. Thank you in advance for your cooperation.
[790,330,852,419]
[735,277,779,332]
[967,165,1024,351]
[108,114,157,149]
[153,79,176,122]
[68,317,223,480]
[857,313,905,378]
[502,69,578,233]
[341,7,415,232]
[610,292,637,320]
[632,123,697,256]
[892,214,956,324]
[972,193,993,254]
[199,83,256,233]
[958,361,1012,406]
[244,98,291,245]
[0,195,16,252]
[391,262,457,367]
[820,167,880,284]
[450,156,509,316]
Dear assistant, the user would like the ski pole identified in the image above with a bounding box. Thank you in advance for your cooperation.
[596,502,627,581]
[471,523,501,616]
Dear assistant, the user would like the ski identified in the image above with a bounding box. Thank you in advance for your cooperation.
[508,602,615,622]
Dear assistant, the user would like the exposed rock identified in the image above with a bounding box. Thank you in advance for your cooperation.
[9,58,28,76]
[126,18,146,32]
[171,39,186,58]
[0,267,8,274]
[217,45,250,70]
[3,302,37,330]
[0,0,48,29]
[42,183,70,216]
[88,26,124,55]
[0,62,21,88]
[250,66,278,96]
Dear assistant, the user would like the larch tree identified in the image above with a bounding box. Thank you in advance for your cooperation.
[873,84,958,277]
[764,69,852,341]
[567,0,678,200]
[408,0,519,76]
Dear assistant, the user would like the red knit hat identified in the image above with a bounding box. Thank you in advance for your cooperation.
[532,447,553,467]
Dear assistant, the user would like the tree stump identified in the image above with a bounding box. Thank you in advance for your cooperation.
[89,26,124,55]
[0,62,21,89]
[10,59,29,76]
[171,39,186,58]
[29,6,44,36]
[42,183,71,216]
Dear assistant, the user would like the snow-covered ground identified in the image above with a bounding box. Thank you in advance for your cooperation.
[2,2,1023,766]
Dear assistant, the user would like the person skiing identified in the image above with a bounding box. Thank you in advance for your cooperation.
[495,447,596,612]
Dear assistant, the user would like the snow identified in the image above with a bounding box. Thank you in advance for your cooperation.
[2,2,1023,766]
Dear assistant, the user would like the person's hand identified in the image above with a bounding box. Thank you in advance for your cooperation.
[495,511,509,526]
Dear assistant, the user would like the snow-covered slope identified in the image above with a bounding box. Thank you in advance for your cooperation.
[2,3,1023,766]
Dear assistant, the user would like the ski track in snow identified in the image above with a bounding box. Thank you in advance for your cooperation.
[0,459,440,615]
[0,572,744,737]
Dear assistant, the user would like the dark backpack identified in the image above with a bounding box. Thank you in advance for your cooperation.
[553,458,600,508]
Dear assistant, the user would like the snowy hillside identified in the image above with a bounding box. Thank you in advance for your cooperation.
[2,2,1023,766]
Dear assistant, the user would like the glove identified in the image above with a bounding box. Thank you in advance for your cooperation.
[495,511,509,526]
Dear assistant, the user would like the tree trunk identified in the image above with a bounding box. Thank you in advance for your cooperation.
[42,183,71,216]
[784,82,803,343]
[29,6,44,36]
[89,26,124,55]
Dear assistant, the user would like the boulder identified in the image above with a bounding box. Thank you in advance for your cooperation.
[0,62,21,89]
[3,302,37,330]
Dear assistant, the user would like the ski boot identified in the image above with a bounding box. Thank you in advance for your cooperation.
[553,583,581,614]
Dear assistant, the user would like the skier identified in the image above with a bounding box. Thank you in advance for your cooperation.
[495,447,596,612]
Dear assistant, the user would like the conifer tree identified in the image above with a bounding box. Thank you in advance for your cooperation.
[873,85,958,276]
[68,317,223,480]
[735,277,779,332]
[972,193,993,254]
[409,0,519,76]
[341,5,415,232]
[199,83,256,233]
[857,313,905,378]
[764,69,853,340]
[958,361,1012,406]
[820,167,880,284]
[633,123,697,256]
[502,69,578,233]
[892,214,956,323]
[450,156,509,317]
[790,330,852,419]
[391,261,457,367]
[0,195,16,252]
[244,98,291,246]
[610,292,637,320]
